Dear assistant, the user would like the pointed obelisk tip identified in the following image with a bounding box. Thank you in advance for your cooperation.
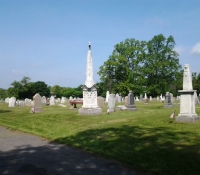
[88,42,91,50]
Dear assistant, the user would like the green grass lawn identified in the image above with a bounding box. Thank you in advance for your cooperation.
[0,101,200,175]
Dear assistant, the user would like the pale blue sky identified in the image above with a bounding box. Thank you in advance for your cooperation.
[0,0,200,89]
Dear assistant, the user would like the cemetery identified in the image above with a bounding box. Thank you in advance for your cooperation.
[0,42,200,175]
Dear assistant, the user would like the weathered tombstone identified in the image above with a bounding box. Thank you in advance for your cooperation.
[57,98,61,103]
[175,64,200,122]
[164,92,173,108]
[140,94,143,102]
[170,93,174,103]
[150,96,152,101]
[31,93,43,113]
[105,91,109,103]
[50,96,55,105]
[25,98,31,106]
[41,96,46,105]
[97,96,104,108]
[124,96,128,106]
[5,97,10,103]
[108,94,116,113]
[118,95,122,102]
[18,100,24,107]
[135,96,139,102]
[144,93,148,104]
[115,93,119,102]
[126,91,137,111]
[8,97,16,107]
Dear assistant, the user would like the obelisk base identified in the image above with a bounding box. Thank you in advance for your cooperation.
[175,114,200,123]
[78,108,102,116]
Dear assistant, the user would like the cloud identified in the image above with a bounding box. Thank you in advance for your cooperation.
[12,70,24,75]
[191,43,200,55]
[174,46,185,55]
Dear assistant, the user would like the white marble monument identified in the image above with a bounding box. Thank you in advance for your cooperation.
[78,42,102,116]
[105,91,109,103]
[175,64,200,122]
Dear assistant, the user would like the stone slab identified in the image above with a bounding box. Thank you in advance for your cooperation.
[78,108,102,116]
[164,105,173,108]
[175,115,200,123]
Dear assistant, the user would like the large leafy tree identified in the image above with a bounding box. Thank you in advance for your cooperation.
[141,34,181,96]
[98,34,182,97]
[98,38,146,96]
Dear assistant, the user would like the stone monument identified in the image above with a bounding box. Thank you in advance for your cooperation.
[105,91,109,103]
[175,64,200,123]
[126,91,137,111]
[31,93,43,113]
[108,94,116,112]
[8,97,16,107]
[164,92,173,108]
[78,42,102,116]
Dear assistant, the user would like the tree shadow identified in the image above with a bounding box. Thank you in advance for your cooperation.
[54,125,200,175]
[0,110,11,113]
[0,127,136,175]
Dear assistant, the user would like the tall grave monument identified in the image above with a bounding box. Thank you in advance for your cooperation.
[78,42,102,116]
[175,64,200,122]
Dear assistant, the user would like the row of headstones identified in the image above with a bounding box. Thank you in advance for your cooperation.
[4,95,82,107]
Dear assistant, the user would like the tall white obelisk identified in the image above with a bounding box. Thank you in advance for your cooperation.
[175,64,200,122]
[78,42,102,115]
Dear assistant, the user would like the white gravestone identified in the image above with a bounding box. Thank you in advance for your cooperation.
[8,97,16,107]
[50,96,55,105]
[108,94,116,113]
[105,91,109,103]
[41,96,46,104]
[175,64,200,122]
[31,93,43,113]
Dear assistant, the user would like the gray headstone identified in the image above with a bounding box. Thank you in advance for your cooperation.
[126,91,137,110]
[97,96,104,108]
[108,94,116,112]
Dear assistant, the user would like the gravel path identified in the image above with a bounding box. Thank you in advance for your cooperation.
[0,126,137,175]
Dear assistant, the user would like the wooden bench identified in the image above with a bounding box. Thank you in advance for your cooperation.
[69,100,83,108]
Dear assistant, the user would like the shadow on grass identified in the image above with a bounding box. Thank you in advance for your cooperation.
[0,127,136,175]
[54,125,200,175]
[0,110,11,113]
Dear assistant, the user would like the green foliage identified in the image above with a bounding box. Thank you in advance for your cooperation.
[51,85,83,98]
[98,34,182,97]
[0,88,7,99]
[8,77,50,99]
[193,73,200,95]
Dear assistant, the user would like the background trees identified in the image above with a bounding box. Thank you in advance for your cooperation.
[98,34,183,97]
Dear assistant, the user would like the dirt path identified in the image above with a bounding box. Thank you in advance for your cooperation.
[0,126,137,175]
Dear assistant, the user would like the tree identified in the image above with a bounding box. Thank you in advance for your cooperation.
[29,81,50,98]
[141,34,182,96]
[98,34,182,97]
[193,72,200,95]
[98,38,146,95]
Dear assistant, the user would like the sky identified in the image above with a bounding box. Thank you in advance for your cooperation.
[0,0,200,89]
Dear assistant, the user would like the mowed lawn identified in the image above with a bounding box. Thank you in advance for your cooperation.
[0,101,200,175]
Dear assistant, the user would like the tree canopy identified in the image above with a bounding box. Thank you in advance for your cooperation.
[98,34,182,97]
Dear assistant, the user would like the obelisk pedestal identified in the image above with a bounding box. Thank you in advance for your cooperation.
[175,64,200,123]
[78,42,102,116]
